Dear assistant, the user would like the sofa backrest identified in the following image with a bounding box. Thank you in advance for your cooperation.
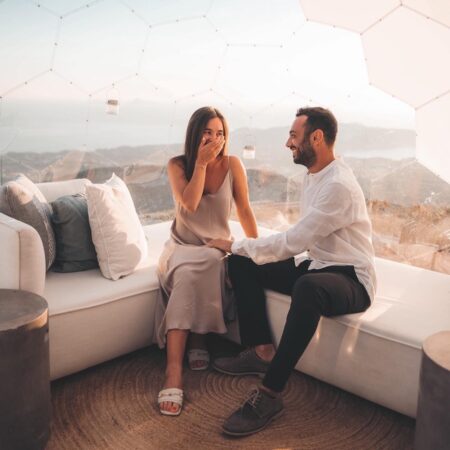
[0,178,91,296]
[0,212,46,295]
[37,178,91,202]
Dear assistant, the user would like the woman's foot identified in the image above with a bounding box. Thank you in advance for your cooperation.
[188,348,210,371]
[159,371,183,415]
[158,387,183,416]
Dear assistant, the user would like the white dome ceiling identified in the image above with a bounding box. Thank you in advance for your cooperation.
[0,0,448,183]
[299,0,450,181]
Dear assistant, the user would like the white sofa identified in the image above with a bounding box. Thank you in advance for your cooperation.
[1,178,449,419]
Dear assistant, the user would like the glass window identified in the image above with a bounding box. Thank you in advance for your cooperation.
[1,0,448,275]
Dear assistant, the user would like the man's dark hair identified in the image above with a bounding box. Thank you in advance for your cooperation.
[296,107,338,146]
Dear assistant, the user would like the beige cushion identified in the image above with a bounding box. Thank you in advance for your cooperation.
[0,174,56,270]
[86,173,148,280]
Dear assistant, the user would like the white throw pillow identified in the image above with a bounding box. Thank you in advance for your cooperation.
[86,173,148,280]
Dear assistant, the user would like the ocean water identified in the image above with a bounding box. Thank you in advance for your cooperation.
[340,147,415,160]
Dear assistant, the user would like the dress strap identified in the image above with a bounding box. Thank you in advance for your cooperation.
[226,155,233,188]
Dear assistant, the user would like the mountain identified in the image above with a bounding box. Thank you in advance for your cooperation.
[228,123,415,174]
[2,122,446,209]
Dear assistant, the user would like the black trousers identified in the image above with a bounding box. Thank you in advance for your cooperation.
[228,255,371,392]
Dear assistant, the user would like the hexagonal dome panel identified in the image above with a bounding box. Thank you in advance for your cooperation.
[362,6,450,108]
[284,22,368,106]
[87,74,174,149]
[215,44,292,108]
[123,0,210,25]
[139,18,222,99]
[208,0,304,44]
[403,0,450,27]
[416,92,450,182]
[1,72,89,154]
[53,1,147,93]
[37,0,94,17]
[0,1,57,94]
[299,0,400,33]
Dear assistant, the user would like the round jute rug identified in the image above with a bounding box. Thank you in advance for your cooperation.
[48,344,414,450]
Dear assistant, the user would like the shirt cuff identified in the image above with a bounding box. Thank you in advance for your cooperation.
[231,239,245,255]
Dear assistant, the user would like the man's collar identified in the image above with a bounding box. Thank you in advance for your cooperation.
[308,159,337,179]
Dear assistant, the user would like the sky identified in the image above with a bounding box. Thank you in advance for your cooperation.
[0,0,415,153]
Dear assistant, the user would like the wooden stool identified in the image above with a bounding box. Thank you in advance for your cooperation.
[0,289,50,450]
[415,330,450,450]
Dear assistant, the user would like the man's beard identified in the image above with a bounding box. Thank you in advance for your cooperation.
[293,138,317,167]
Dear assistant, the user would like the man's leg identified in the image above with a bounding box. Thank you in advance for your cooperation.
[214,256,305,375]
[222,268,370,436]
[227,255,301,347]
[262,269,370,393]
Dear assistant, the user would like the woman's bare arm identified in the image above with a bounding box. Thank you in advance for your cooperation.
[230,156,258,238]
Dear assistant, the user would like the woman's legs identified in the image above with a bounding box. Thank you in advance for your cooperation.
[188,332,207,350]
[161,329,189,414]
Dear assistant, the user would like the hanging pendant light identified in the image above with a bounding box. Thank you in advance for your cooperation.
[106,86,119,115]
[242,144,256,159]
[106,99,119,115]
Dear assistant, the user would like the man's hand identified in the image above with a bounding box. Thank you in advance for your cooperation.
[207,239,233,254]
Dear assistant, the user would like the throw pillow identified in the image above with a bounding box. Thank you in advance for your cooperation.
[86,173,148,280]
[0,174,56,270]
[51,194,99,273]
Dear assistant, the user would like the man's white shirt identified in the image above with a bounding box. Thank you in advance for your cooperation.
[231,159,377,302]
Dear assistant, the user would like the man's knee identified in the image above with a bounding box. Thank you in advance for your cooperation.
[291,276,323,312]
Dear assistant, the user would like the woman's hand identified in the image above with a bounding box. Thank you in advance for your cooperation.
[196,136,224,167]
[207,238,233,254]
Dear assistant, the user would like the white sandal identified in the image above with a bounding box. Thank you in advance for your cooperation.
[188,349,210,371]
[158,388,184,416]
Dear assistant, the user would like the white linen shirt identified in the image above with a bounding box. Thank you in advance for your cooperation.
[231,159,377,302]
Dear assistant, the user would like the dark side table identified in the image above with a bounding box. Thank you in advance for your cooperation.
[0,289,50,450]
[415,330,450,450]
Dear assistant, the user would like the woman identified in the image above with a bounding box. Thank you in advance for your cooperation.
[155,106,258,416]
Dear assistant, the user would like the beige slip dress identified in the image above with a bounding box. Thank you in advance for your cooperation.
[154,157,235,348]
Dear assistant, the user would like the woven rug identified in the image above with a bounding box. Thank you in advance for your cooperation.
[48,340,415,450]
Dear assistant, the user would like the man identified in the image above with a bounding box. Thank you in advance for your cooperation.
[208,107,376,437]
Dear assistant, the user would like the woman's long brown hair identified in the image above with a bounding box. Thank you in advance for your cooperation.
[179,106,229,181]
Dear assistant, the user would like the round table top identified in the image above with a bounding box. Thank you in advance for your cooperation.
[423,330,450,372]
[0,289,48,332]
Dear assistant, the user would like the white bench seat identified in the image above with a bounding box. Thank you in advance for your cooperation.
[2,177,449,418]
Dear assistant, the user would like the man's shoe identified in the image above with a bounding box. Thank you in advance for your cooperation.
[222,388,284,437]
[212,348,270,376]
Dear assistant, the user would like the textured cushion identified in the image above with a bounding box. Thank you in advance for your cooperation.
[51,194,99,273]
[0,174,56,270]
[86,173,148,280]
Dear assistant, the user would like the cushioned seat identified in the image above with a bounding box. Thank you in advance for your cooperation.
[337,260,450,348]
[46,222,170,379]
[45,223,169,316]
[265,258,450,418]
[2,177,449,418]
[46,220,450,417]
